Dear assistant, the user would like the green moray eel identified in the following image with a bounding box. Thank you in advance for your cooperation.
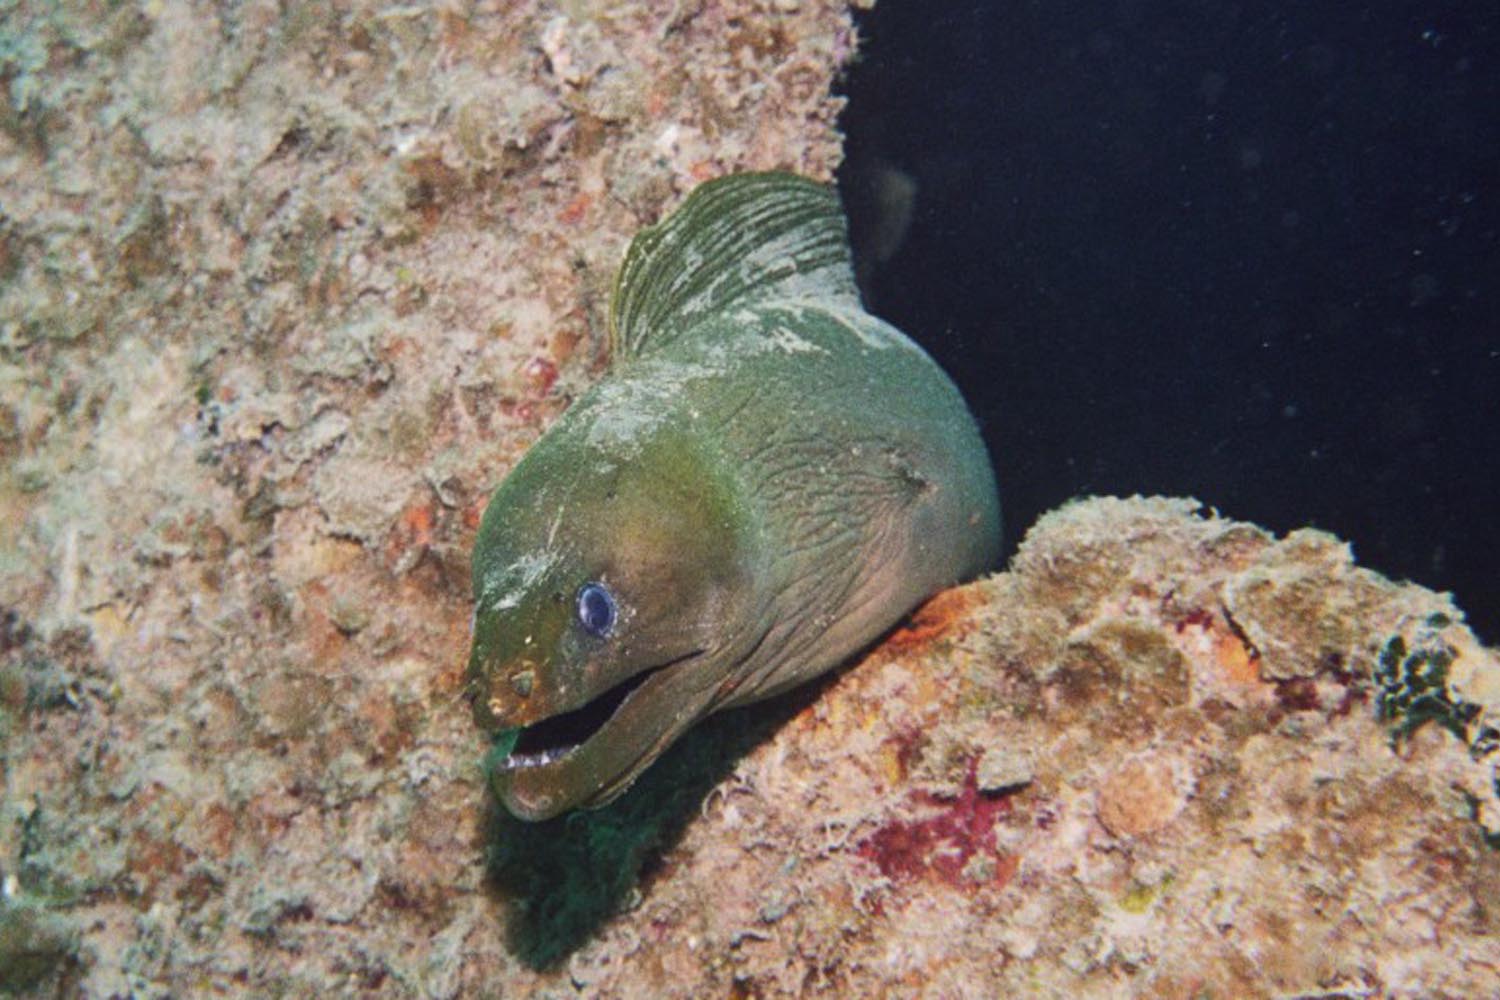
[467,172,1000,821]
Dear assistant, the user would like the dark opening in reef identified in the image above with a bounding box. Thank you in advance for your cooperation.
[837,1,1500,641]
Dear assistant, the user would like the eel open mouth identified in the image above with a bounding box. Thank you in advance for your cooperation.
[492,650,702,773]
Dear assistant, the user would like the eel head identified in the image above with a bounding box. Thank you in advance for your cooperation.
[466,427,761,820]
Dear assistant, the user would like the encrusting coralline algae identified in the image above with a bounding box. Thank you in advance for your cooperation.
[1,2,1496,996]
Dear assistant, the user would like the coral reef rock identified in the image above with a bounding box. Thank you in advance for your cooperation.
[501,495,1498,997]
[2,1,1495,997]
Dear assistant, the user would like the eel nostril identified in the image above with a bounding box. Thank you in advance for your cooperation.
[510,669,535,698]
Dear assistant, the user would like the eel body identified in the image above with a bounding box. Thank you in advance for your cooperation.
[467,172,1000,820]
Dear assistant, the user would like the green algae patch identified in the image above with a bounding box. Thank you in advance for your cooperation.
[1376,614,1500,846]
[1376,625,1474,740]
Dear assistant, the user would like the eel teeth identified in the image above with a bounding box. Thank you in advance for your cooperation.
[501,747,573,770]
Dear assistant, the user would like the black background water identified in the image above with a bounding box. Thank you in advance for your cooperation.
[838,2,1500,640]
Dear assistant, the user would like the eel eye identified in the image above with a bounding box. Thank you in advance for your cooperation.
[576,582,617,638]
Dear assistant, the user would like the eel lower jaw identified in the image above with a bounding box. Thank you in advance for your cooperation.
[486,650,708,821]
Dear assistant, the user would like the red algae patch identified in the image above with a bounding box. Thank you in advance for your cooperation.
[857,763,1018,889]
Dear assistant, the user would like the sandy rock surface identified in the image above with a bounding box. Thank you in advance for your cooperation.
[3,3,1497,998]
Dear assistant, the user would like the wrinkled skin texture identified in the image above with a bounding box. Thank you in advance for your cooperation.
[468,174,1000,820]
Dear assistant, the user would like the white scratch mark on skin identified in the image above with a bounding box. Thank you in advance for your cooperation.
[768,325,828,355]
[773,298,918,353]
[816,303,906,351]
[486,550,557,612]
[584,360,713,452]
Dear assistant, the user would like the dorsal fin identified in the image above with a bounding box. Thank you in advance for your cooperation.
[608,172,861,362]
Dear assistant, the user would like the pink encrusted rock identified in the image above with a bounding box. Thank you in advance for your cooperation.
[1097,756,1185,838]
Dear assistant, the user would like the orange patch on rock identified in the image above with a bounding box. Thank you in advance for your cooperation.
[549,321,584,367]
[1175,610,1263,686]
[197,802,239,861]
[1213,628,1260,684]
[558,191,592,225]
[384,500,437,568]
[401,502,435,545]
[463,496,486,531]
[885,586,984,649]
